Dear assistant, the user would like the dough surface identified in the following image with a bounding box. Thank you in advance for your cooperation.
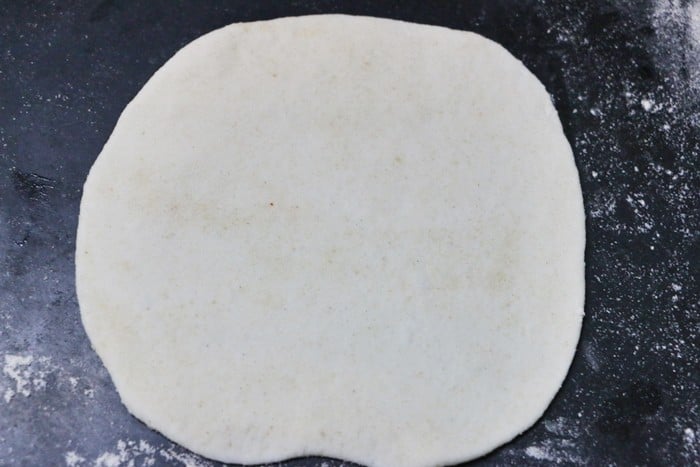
[76,15,585,467]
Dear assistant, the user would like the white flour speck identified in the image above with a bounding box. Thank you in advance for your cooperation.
[94,451,121,467]
[641,98,654,111]
[64,451,85,467]
[93,439,158,467]
[589,195,616,219]
[139,439,155,455]
[525,445,556,461]
[1,354,90,406]
[545,416,581,437]
[682,427,699,459]
[524,435,585,464]
[3,354,34,403]
[1,354,55,403]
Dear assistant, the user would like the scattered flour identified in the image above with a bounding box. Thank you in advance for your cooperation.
[93,439,157,467]
[525,445,557,462]
[524,438,585,465]
[683,427,698,460]
[81,440,218,467]
[64,451,86,467]
[544,417,581,438]
[95,451,121,467]
[1,354,51,403]
[582,341,601,372]
[589,194,616,219]
[1,353,97,404]
[2,354,34,403]
[523,416,585,464]
[589,107,602,117]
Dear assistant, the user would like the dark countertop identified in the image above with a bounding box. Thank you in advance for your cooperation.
[1,1,698,466]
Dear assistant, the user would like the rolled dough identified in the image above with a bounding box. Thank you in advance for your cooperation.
[76,15,585,467]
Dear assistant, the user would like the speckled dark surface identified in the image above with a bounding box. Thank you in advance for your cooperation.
[1,1,699,466]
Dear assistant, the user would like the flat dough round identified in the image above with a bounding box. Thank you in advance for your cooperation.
[76,15,585,467]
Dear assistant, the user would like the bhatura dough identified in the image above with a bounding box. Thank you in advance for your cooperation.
[76,15,585,467]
